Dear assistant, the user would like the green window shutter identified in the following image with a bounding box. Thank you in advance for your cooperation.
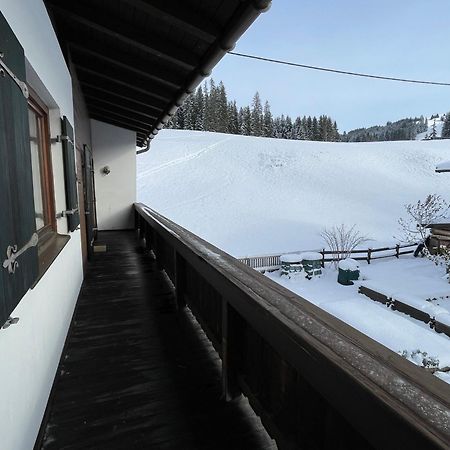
[61,116,80,232]
[0,12,38,327]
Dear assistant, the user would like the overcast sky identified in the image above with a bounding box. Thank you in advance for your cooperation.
[210,0,450,132]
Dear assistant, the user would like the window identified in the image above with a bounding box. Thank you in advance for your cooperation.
[26,88,70,281]
[28,89,56,238]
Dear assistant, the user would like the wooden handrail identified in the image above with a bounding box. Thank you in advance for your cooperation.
[135,203,449,449]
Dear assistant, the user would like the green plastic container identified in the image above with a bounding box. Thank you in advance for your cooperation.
[300,252,322,279]
[337,259,360,285]
[280,254,303,277]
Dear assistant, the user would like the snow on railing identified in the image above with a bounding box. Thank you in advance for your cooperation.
[238,243,418,270]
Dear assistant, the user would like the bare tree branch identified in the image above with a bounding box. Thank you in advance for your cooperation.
[321,224,369,268]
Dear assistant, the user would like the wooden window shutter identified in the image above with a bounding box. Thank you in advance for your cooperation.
[0,13,39,327]
[61,116,80,232]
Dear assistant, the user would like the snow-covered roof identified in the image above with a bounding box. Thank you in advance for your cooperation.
[429,217,450,225]
[435,160,450,172]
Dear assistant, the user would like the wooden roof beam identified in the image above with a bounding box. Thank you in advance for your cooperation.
[79,82,165,113]
[47,2,198,70]
[68,42,183,90]
[70,51,175,101]
[90,116,148,136]
[75,65,170,103]
[119,0,219,43]
[89,112,150,134]
[84,94,159,121]
[88,105,153,128]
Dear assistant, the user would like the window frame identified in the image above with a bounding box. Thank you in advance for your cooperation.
[27,87,56,240]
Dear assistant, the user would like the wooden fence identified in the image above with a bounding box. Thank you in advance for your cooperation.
[135,203,449,450]
[239,243,418,271]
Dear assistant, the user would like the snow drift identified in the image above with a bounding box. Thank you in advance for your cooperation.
[137,129,450,257]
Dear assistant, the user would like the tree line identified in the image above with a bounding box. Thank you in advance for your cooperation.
[341,117,428,142]
[442,113,450,138]
[168,79,340,142]
[167,79,450,142]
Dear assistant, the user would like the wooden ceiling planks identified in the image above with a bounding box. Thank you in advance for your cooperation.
[44,0,270,147]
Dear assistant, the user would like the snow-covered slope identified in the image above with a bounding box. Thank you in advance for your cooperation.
[416,114,445,140]
[137,129,450,257]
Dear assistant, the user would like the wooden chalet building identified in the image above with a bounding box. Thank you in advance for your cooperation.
[428,220,450,252]
[0,1,449,449]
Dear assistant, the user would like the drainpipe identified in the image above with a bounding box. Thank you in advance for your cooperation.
[138,0,272,153]
[137,138,150,154]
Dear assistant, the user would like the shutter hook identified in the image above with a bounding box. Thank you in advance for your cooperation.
[2,317,19,329]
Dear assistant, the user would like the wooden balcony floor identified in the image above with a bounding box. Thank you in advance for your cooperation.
[38,231,276,450]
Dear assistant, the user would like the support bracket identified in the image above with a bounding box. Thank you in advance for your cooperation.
[51,134,75,146]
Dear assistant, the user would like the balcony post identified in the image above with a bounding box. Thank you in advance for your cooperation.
[174,251,186,309]
[221,300,241,401]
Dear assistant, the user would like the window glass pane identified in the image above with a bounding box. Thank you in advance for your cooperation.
[28,108,45,230]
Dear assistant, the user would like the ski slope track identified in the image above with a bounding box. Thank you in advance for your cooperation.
[137,129,450,257]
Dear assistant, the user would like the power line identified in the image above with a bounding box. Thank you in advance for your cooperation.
[228,51,450,87]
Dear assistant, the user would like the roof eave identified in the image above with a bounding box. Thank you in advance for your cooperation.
[138,0,272,153]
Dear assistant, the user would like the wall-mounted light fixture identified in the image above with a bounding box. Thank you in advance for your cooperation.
[101,165,111,175]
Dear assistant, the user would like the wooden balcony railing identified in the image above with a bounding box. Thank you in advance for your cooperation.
[135,203,450,450]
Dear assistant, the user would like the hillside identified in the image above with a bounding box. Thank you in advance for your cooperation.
[416,114,445,140]
[137,129,450,257]
[343,116,427,142]
[343,114,449,142]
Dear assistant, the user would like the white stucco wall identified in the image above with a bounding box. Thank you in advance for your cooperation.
[0,235,83,450]
[0,0,73,123]
[91,119,137,230]
[0,2,83,449]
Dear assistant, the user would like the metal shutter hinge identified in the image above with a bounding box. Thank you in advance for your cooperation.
[2,233,38,274]
[52,134,74,146]
[56,208,79,219]
[0,52,29,99]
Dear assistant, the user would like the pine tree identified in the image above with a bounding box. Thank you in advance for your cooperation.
[442,113,450,138]
[216,81,229,133]
[240,106,252,135]
[251,92,263,136]
[237,107,244,134]
[183,94,195,130]
[312,117,319,140]
[227,101,239,134]
[285,115,293,139]
[430,120,437,139]
[274,115,286,138]
[306,116,313,140]
[292,116,302,140]
[263,101,274,137]
[272,116,281,138]
[318,115,326,141]
[203,79,218,131]
[299,116,308,140]
[193,86,205,130]
[202,84,211,131]
[172,105,185,129]
[333,121,340,141]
